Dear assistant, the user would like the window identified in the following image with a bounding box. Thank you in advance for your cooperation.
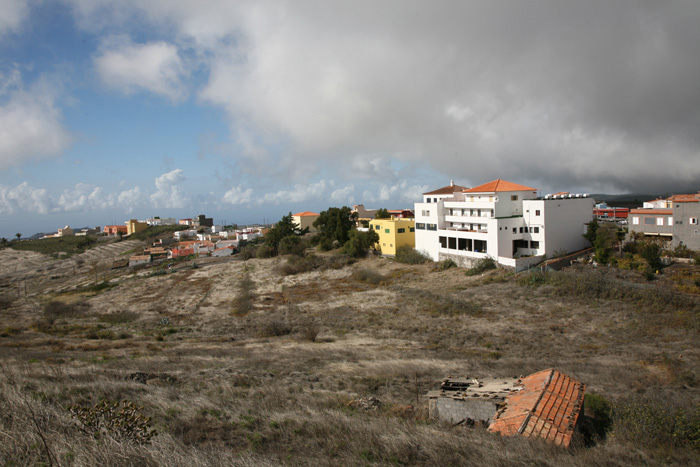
[519,227,524,233]
[375,225,380,230]
[385,229,390,233]
[410,227,415,232]
[439,236,447,248]
[398,228,405,233]
[530,241,540,249]
[511,195,518,201]
[691,218,698,225]
[533,227,540,233]
[427,224,437,231]
[422,210,430,216]
[489,196,493,202]
[448,237,456,249]
[433,198,437,202]
[512,227,517,234]
[535,210,541,216]
[632,216,639,225]
[416,223,425,230]
[427,198,431,203]
[644,217,656,225]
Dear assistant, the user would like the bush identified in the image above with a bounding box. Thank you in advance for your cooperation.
[99,311,139,324]
[257,318,292,338]
[255,244,275,259]
[352,268,384,285]
[342,229,378,258]
[437,259,456,271]
[239,244,258,260]
[232,274,255,316]
[280,255,320,276]
[299,319,321,342]
[43,300,83,324]
[464,257,497,276]
[278,235,307,256]
[394,246,430,264]
[69,400,158,445]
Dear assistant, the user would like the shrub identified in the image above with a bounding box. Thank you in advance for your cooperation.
[42,300,83,324]
[437,259,456,271]
[352,268,384,285]
[257,319,292,338]
[232,274,255,316]
[394,245,430,264]
[99,311,139,324]
[239,244,258,260]
[68,400,158,445]
[280,255,322,276]
[464,257,497,276]
[256,244,275,259]
[278,235,307,256]
[299,319,321,342]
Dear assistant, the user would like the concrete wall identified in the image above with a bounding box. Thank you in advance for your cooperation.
[428,397,499,424]
[672,202,700,249]
[528,198,594,257]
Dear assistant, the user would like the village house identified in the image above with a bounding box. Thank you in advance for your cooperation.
[126,219,148,235]
[128,254,151,267]
[369,217,415,255]
[292,211,320,233]
[104,225,128,236]
[426,369,586,448]
[414,179,594,271]
[146,217,176,226]
[629,192,700,249]
[211,246,234,257]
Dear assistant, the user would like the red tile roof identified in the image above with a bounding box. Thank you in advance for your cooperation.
[465,179,537,193]
[488,369,585,447]
[424,184,469,195]
[668,193,700,203]
[293,211,320,217]
[629,208,672,215]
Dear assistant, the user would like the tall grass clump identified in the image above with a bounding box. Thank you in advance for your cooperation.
[394,246,430,264]
[232,273,255,316]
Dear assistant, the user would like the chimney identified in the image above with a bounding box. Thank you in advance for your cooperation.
[450,180,454,186]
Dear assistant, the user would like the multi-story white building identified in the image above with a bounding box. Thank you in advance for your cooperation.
[414,179,594,271]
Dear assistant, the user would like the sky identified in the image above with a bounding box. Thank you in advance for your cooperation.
[2,0,700,238]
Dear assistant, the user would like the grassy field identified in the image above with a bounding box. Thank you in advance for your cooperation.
[0,249,699,466]
[7,235,112,258]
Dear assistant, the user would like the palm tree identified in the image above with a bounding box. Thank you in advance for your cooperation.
[15,233,21,241]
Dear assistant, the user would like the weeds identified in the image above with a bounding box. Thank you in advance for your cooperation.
[394,245,430,264]
[232,273,255,316]
[352,268,384,285]
[68,400,158,445]
[464,257,497,276]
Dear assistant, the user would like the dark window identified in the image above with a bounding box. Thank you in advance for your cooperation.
[427,224,437,231]
[416,223,426,230]
[410,227,415,232]
[385,229,390,233]
[533,227,539,233]
[530,241,540,249]
[511,195,518,201]
[644,217,656,225]
[427,198,431,203]
[519,227,524,233]
[448,237,456,249]
[458,238,468,251]
[535,210,541,216]
[439,236,447,248]
[398,228,405,233]
[375,225,380,230]
[512,227,517,234]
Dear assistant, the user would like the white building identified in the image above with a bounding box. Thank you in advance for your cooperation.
[414,179,594,271]
[147,217,177,226]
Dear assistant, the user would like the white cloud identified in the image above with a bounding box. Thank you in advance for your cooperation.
[150,169,186,208]
[55,183,110,212]
[0,0,28,36]
[261,180,328,205]
[222,186,253,205]
[94,37,186,101]
[363,181,428,204]
[330,185,355,204]
[116,187,142,213]
[0,76,72,169]
[0,182,51,214]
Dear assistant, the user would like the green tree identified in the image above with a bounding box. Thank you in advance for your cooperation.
[265,213,309,255]
[640,242,663,271]
[342,229,379,258]
[15,233,21,241]
[313,206,357,247]
[583,218,599,244]
[0,238,6,248]
[375,208,390,219]
[594,223,618,264]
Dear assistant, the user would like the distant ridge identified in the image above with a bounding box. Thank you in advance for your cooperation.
[590,193,659,209]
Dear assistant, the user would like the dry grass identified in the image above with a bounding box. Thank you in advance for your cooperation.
[0,253,699,465]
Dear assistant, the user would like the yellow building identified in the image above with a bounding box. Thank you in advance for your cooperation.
[292,211,320,233]
[126,219,149,235]
[369,217,415,255]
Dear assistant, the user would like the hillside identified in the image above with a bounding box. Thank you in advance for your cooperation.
[1,247,699,465]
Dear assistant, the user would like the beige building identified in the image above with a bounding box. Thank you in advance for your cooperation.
[369,217,415,256]
[126,219,149,235]
[292,211,320,233]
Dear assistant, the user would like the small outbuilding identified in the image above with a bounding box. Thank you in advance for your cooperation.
[426,368,586,447]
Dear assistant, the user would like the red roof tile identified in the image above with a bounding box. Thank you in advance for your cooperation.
[424,184,469,195]
[293,211,320,217]
[629,208,672,215]
[465,179,537,193]
[488,369,585,448]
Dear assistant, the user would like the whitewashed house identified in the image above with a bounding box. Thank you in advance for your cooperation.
[414,179,594,271]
